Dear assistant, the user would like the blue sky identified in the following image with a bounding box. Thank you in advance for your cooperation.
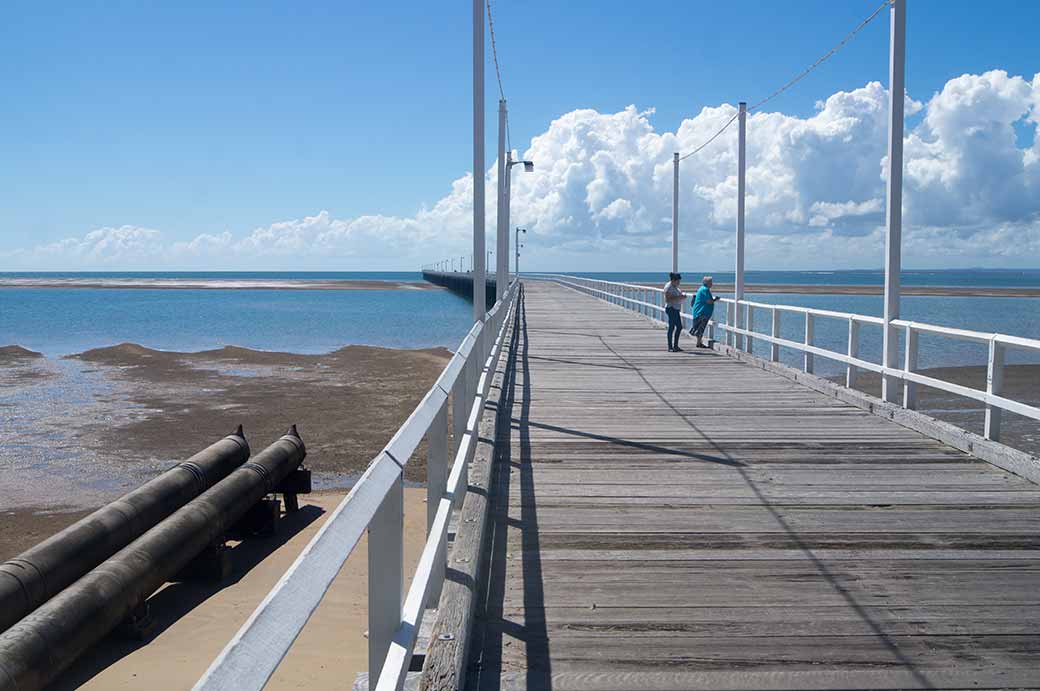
[2,1,1039,270]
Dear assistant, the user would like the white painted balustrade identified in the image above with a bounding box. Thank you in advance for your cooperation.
[194,280,521,691]
[527,273,1040,445]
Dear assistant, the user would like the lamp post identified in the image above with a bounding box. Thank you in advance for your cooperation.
[515,227,526,275]
[498,149,534,298]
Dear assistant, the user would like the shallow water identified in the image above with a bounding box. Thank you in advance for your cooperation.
[0,285,473,357]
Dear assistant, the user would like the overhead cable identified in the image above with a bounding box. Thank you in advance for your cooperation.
[748,0,893,112]
[678,112,740,162]
[486,0,513,152]
[487,0,506,103]
[676,0,892,162]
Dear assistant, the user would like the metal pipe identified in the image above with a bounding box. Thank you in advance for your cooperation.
[0,428,305,691]
[0,428,249,635]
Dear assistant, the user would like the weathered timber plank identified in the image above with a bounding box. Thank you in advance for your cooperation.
[432,282,1040,691]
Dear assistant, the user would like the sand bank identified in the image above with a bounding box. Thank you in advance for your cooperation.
[69,343,451,481]
[0,278,440,291]
[0,342,452,518]
[38,489,428,690]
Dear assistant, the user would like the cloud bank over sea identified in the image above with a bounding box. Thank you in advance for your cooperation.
[6,70,1040,270]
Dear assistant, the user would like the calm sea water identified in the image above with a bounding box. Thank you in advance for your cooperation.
[566,269,1040,288]
[0,272,471,356]
[1,271,1038,372]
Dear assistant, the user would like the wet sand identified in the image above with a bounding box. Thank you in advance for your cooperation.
[70,343,451,481]
[0,278,440,291]
[650,282,1040,297]
[0,345,47,382]
[0,341,452,558]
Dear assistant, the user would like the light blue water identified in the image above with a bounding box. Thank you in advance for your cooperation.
[0,285,473,356]
[566,269,1040,288]
[1,271,1038,369]
[732,292,1040,375]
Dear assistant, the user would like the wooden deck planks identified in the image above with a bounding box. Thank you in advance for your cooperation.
[464,281,1040,691]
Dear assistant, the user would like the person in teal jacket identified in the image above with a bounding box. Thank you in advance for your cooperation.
[690,276,722,349]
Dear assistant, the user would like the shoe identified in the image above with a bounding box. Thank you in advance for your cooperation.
[697,343,711,349]
[673,346,684,352]
[667,347,675,352]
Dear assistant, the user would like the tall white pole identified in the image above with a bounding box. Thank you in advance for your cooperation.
[882,0,906,403]
[505,153,513,278]
[472,0,486,322]
[735,101,747,350]
[672,152,679,273]
[496,100,508,301]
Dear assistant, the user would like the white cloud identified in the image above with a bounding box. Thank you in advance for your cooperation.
[6,69,1040,270]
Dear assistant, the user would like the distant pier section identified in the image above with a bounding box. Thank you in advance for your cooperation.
[422,270,499,309]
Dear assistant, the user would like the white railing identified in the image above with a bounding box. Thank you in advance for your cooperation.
[527,273,1040,444]
[194,280,521,691]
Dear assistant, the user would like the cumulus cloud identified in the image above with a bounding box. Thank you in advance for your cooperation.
[7,69,1040,270]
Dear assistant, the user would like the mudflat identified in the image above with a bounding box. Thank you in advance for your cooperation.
[0,342,452,559]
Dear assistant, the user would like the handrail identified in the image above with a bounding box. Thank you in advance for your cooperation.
[194,279,521,691]
[527,273,1040,445]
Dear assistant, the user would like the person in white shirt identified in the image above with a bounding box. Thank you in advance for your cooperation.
[663,272,687,352]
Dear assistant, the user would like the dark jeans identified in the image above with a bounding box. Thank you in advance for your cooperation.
[666,307,682,349]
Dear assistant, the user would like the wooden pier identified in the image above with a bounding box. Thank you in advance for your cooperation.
[452,280,1040,691]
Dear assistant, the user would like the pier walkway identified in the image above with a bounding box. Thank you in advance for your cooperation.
[467,280,1040,690]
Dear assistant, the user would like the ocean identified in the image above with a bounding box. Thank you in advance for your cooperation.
[1,270,1038,374]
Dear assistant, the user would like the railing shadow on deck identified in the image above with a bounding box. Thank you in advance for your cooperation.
[469,292,553,691]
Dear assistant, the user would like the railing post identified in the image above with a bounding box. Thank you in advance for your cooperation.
[985,338,1005,441]
[770,308,780,362]
[903,324,918,409]
[726,302,735,347]
[735,101,747,353]
[745,305,754,355]
[846,318,860,388]
[427,401,449,604]
[451,373,467,459]
[368,472,403,686]
[804,313,814,374]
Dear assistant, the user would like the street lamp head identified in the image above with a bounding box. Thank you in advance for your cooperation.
[522,161,534,173]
